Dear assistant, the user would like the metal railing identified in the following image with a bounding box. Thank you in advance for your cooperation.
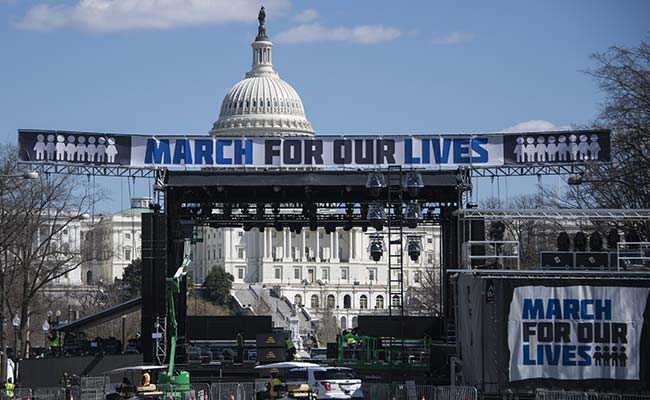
[617,242,650,270]
[463,240,520,270]
[210,383,254,400]
[536,390,650,400]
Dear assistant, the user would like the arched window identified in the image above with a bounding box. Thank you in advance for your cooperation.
[376,295,384,309]
[392,295,401,308]
[352,316,358,328]
[327,294,335,309]
[294,294,303,306]
[343,294,351,309]
[340,316,347,330]
[311,294,319,309]
[360,295,368,309]
[86,271,93,284]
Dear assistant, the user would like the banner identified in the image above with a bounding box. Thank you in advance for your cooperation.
[508,286,649,381]
[18,129,611,170]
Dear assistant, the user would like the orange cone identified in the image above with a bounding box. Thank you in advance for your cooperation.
[421,395,426,400]
[229,392,235,400]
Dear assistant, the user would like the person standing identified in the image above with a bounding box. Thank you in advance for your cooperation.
[235,330,245,363]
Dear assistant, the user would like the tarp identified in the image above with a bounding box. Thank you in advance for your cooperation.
[17,129,611,170]
[456,273,650,393]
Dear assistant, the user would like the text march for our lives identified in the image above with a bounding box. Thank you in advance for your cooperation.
[508,286,649,381]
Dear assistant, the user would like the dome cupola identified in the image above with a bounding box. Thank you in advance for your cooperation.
[210,7,315,137]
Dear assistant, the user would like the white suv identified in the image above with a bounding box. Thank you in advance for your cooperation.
[285,367,363,399]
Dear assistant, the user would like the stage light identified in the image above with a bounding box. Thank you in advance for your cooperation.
[366,172,386,197]
[258,223,265,233]
[369,239,383,262]
[407,238,421,261]
[274,221,283,231]
[243,223,252,232]
[324,224,335,235]
[567,175,583,185]
[368,203,385,230]
[403,171,424,196]
[256,203,265,217]
[607,228,620,249]
[403,202,422,229]
[574,231,587,251]
[589,231,603,251]
[272,203,280,215]
[557,231,570,251]
[241,204,249,215]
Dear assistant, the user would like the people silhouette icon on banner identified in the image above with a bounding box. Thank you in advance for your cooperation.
[514,133,603,163]
[30,133,118,164]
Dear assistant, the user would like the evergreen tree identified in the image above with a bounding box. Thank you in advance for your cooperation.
[202,267,234,305]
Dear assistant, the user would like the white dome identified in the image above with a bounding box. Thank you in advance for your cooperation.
[210,26,315,137]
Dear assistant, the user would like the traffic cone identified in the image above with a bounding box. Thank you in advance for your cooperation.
[229,391,235,400]
[421,395,426,400]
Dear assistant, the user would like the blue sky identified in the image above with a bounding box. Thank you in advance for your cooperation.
[0,0,648,212]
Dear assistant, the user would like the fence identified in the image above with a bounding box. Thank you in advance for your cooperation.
[361,383,476,400]
[537,390,650,400]
[210,383,255,400]
[80,377,109,400]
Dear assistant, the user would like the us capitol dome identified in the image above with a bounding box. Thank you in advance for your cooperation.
[209,7,315,137]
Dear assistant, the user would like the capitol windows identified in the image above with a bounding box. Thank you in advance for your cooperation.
[294,267,301,280]
[311,294,319,309]
[125,232,131,239]
[237,267,245,280]
[341,267,349,281]
[274,267,282,280]
[368,268,377,282]
[360,295,368,309]
[392,295,400,308]
[294,294,303,306]
[376,295,384,309]
[327,294,335,309]
[124,247,132,260]
[237,248,245,259]
[414,272,421,283]
[321,267,329,281]
[344,295,351,309]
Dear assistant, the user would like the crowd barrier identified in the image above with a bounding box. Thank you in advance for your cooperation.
[537,390,650,400]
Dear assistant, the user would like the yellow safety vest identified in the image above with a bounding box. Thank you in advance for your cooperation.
[6,383,15,398]
[269,378,282,396]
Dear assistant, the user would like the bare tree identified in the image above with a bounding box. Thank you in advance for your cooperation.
[0,146,99,358]
[552,40,650,237]
[405,267,442,316]
[315,308,339,346]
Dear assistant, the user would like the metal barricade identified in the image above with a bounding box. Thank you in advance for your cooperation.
[13,388,33,400]
[622,395,650,400]
[210,383,254,400]
[362,382,408,400]
[588,393,623,400]
[537,389,589,400]
[436,386,478,400]
[415,385,436,400]
[80,376,109,400]
[192,383,211,400]
[33,387,65,400]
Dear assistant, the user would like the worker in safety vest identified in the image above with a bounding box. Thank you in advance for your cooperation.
[268,371,283,400]
[285,338,296,361]
[5,378,15,399]
[49,330,61,357]
[141,370,151,386]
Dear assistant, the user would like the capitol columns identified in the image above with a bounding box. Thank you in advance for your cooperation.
[301,230,306,262]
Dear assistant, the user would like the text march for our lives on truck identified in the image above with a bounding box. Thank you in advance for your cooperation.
[508,286,650,381]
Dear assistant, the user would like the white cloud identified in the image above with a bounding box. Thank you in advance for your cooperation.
[276,23,402,44]
[15,0,291,32]
[431,31,474,45]
[500,120,572,133]
[292,8,319,23]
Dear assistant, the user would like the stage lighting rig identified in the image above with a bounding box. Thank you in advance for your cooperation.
[368,203,386,230]
[366,172,386,197]
[403,202,422,229]
[403,171,424,196]
[368,234,384,262]
[407,235,422,261]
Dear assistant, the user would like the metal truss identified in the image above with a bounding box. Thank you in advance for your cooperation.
[20,161,158,178]
[20,161,588,179]
[455,208,650,220]
[470,164,586,177]
[448,269,650,280]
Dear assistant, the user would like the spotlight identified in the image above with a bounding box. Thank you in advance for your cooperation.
[324,224,335,235]
[366,172,386,197]
[407,238,421,261]
[243,223,253,232]
[607,228,620,249]
[557,231,570,251]
[368,203,385,230]
[258,224,265,233]
[369,237,384,262]
[272,203,280,215]
[241,204,249,215]
[489,221,506,241]
[256,203,265,217]
[589,231,603,251]
[403,202,422,229]
[274,220,283,232]
[403,171,424,196]
[574,231,587,251]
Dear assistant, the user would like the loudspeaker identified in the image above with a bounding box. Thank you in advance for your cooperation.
[575,252,609,269]
[540,252,574,269]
